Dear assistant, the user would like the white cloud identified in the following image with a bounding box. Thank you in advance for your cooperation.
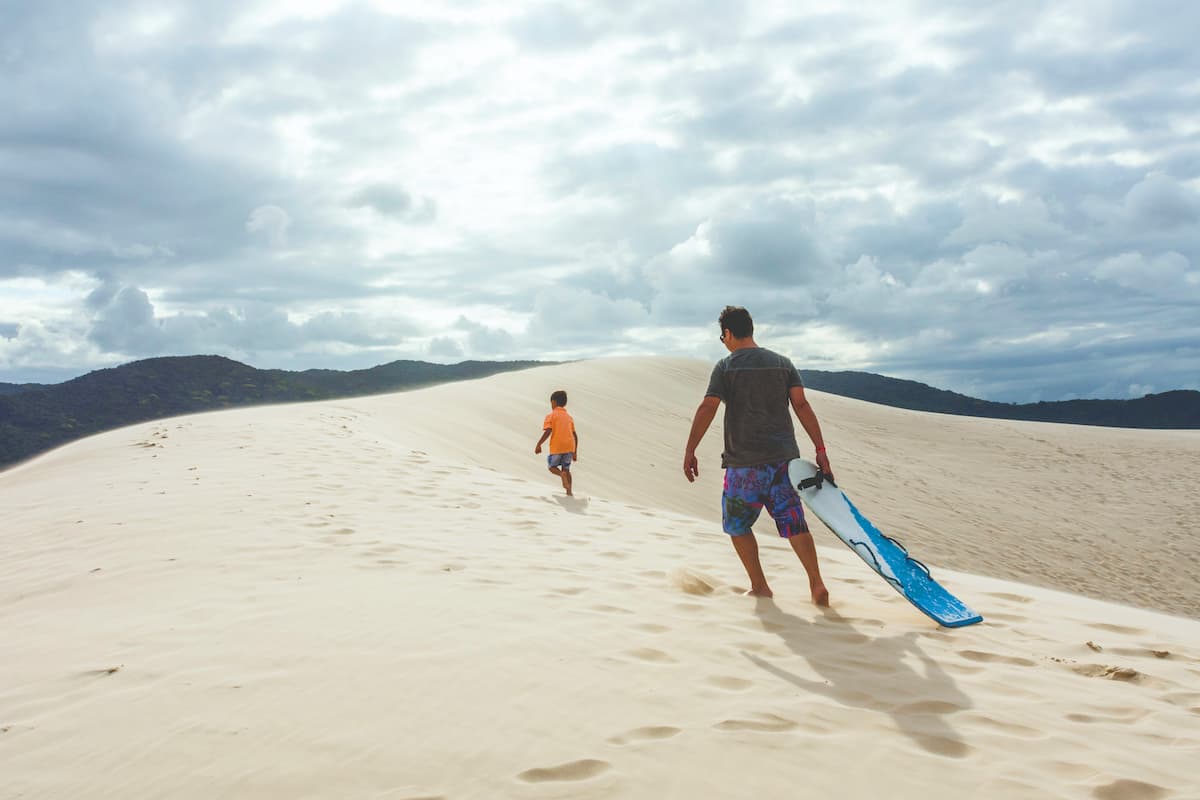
[1093,251,1194,294]
[245,205,293,247]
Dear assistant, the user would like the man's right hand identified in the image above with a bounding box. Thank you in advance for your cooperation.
[683,452,700,482]
[534,444,542,454]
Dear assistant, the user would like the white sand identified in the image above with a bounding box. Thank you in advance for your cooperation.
[2,357,1198,799]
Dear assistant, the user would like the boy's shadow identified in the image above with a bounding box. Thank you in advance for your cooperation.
[553,496,589,514]
[744,597,974,758]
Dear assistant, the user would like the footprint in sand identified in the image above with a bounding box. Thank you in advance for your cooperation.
[1070,664,1146,683]
[958,649,1037,667]
[626,648,676,663]
[1092,778,1168,800]
[912,733,972,759]
[706,675,755,691]
[590,604,635,615]
[1065,708,1149,724]
[714,712,798,733]
[967,715,1044,739]
[985,591,1033,604]
[517,759,611,783]
[671,570,718,596]
[607,726,682,745]
[894,700,966,715]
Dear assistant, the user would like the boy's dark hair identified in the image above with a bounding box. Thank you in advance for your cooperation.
[719,306,754,338]
[550,389,568,407]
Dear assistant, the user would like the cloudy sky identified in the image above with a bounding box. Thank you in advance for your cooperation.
[2,0,1198,401]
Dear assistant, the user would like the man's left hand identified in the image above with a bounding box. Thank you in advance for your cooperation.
[816,450,833,481]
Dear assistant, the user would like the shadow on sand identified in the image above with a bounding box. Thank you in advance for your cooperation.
[553,495,590,514]
[744,597,974,758]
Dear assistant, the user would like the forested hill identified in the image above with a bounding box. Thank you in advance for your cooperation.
[0,382,48,396]
[800,370,1200,429]
[0,355,545,469]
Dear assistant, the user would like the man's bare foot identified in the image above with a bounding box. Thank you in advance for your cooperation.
[811,584,830,607]
[743,587,773,598]
[565,490,573,497]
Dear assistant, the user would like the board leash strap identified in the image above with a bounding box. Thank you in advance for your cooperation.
[795,471,837,491]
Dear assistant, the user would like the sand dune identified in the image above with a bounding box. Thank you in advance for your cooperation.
[2,357,1197,799]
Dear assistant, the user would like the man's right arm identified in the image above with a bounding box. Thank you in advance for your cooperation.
[683,396,721,482]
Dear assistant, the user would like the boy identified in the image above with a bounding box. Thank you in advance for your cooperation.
[534,389,578,496]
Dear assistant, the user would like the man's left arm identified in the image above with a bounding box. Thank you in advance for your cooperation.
[789,385,832,477]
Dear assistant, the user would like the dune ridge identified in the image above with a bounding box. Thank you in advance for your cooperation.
[2,357,1197,799]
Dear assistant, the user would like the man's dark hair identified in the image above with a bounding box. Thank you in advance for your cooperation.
[719,306,754,338]
[550,389,568,407]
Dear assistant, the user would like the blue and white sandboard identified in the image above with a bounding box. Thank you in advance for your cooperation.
[787,458,982,628]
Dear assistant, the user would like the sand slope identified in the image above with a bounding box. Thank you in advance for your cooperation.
[2,357,1198,799]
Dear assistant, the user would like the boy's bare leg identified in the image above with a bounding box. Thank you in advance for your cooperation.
[548,466,573,496]
[788,534,830,606]
[731,534,772,597]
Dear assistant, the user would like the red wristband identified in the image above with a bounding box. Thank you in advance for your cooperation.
[815,446,827,454]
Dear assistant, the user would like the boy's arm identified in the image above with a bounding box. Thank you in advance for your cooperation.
[572,430,579,460]
[535,428,551,453]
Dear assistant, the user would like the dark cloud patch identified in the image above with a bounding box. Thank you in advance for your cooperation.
[527,287,648,347]
[704,201,828,284]
[88,285,160,354]
[84,281,408,360]
[427,336,464,360]
[1123,174,1200,230]
[452,316,517,357]
[345,185,437,222]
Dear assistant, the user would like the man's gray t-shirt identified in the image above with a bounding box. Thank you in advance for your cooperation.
[705,347,804,468]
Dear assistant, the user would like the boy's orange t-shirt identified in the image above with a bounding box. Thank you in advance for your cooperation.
[542,407,576,454]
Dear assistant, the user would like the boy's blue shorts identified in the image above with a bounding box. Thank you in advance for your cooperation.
[722,461,809,537]
[547,453,572,470]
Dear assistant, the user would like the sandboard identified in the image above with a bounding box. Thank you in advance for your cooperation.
[787,458,982,628]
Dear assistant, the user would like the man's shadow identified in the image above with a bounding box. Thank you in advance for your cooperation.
[743,597,974,758]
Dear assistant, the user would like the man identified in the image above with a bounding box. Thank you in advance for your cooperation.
[683,306,831,604]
